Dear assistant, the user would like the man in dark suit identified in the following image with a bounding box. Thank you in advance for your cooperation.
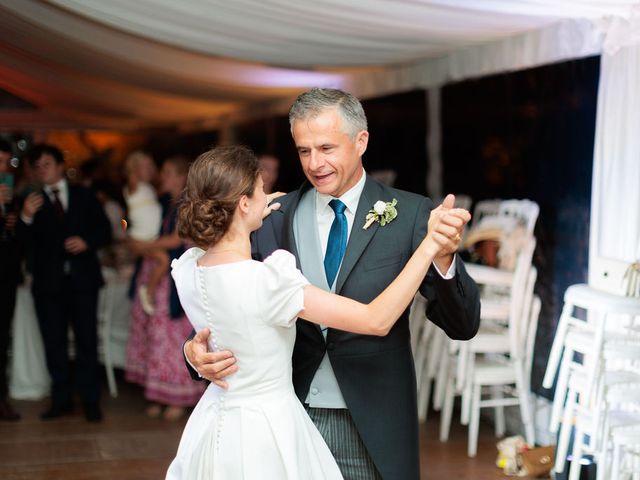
[18,144,111,422]
[185,88,480,479]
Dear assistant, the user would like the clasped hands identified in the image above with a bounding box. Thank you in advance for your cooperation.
[427,194,471,272]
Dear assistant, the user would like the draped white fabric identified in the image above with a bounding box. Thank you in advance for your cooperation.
[46,0,637,67]
[0,0,636,128]
[589,33,640,293]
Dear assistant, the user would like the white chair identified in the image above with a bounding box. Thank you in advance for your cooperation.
[439,269,539,457]
[468,292,539,457]
[457,236,537,412]
[97,267,133,398]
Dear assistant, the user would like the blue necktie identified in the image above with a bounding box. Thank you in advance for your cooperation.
[324,199,348,288]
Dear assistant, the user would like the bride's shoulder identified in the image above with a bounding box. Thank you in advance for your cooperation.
[171,247,205,272]
[262,249,296,269]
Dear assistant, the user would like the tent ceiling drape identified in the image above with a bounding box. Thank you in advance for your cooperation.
[0,0,637,130]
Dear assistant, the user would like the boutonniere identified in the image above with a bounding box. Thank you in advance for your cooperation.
[363,199,398,230]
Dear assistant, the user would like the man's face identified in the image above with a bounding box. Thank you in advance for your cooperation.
[0,151,10,174]
[34,153,64,186]
[292,107,368,198]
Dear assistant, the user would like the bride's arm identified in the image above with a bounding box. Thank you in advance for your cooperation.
[298,207,469,336]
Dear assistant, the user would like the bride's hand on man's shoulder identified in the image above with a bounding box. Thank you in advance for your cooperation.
[263,191,287,219]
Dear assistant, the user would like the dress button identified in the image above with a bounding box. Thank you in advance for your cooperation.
[311,387,319,395]
[326,342,335,351]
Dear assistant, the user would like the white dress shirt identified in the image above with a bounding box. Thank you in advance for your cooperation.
[44,178,69,211]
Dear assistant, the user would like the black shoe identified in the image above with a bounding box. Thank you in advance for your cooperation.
[0,400,21,421]
[83,402,103,423]
[40,402,73,420]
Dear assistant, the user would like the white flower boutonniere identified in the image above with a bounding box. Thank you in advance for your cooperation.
[363,199,398,230]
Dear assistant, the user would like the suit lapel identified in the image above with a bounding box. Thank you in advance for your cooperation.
[281,183,311,268]
[335,177,382,294]
[284,182,325,339]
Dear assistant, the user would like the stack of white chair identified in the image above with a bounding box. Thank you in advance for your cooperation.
[542,284,640,479]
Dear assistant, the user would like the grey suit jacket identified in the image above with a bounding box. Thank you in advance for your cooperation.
[251,176,480,479]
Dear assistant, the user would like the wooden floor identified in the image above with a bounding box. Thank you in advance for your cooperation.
[0,378,506,479]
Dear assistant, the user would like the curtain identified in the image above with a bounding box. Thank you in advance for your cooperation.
[589,14,640,292]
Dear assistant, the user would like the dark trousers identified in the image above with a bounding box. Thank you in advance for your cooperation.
[33,281,100,405]
[0,241,20,400]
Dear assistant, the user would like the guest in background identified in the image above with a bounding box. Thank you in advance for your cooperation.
[93,179,132,272]
[0,139,21,421]
[17,144,111,422]
[123,151,166,314]
[258,153,280,194]
[125,155,204,420]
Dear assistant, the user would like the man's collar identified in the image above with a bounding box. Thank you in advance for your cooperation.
[44,178,67,194]
[315,168,366,214]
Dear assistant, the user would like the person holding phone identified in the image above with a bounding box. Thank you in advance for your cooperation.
[17,144,111,422]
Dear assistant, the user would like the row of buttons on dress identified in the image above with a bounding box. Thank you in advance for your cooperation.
[197,268,226,452]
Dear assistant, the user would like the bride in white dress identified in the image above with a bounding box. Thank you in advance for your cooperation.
[166,146,466,479]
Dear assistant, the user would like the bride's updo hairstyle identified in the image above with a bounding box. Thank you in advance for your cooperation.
[177,145,260,248]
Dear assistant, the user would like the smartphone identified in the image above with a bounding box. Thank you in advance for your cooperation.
[0,172,13,204]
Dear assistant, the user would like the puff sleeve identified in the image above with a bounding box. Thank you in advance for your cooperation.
[260,250,310,328]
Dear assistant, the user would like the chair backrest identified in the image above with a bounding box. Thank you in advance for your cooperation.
[498,199,539,235]
[472,199,501,226]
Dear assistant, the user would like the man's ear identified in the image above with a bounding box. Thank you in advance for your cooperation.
[355,130,369,157]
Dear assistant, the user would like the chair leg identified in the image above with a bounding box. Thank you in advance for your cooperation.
[439,373,456,442]
[99,286,118,398]
[550,352,572,433]
[555,387,577,474]
[105,358,117,398]
[468,383,481,457]
[515,364,535,446]
[492,386,505,438]
[611,440,622,480]
[595,422,610,480]
[461,354,474,425]
[568,425,585,480]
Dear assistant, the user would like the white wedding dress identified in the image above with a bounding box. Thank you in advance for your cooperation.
[166,248,344,480]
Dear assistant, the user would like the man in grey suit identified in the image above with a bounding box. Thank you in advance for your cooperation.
[185,88,480,479]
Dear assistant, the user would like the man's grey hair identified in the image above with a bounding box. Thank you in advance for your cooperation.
[289,88,368,140]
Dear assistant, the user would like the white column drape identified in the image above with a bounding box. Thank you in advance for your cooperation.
[589,15,640,293]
